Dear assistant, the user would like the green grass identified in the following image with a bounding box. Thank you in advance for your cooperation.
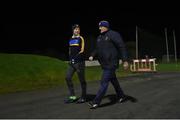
[0,53,69,94]
[0,53,179,94]
[0,53,121,94]
[157,62,180,72]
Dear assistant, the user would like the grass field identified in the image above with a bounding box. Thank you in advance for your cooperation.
[0,53,179,94]
[0,53,103,94]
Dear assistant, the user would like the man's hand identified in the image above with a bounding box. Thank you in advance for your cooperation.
[89,56,93,61]
[79,51,83,54]
[123,61,129,70]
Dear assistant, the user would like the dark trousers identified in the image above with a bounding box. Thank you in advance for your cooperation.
[93,68,125,104]
[65,61,86,98]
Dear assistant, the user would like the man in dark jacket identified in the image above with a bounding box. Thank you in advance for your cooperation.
[88,20,129,109]
[64,24,87,104]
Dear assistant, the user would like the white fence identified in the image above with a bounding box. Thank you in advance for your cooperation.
[130,58,157,72]
[85,60,123,66]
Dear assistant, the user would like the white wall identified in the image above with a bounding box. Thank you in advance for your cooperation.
[85,60,122,66]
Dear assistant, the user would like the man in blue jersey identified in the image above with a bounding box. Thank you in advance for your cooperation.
[64,24,87,104]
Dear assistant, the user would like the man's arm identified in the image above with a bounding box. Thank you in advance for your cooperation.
[110,31,128,62]
[79,36,85,54]
[110,31,129,70]
[89,49,97,61]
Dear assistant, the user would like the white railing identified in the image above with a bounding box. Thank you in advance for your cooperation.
[130,58,157,72]
[85,60,123,67]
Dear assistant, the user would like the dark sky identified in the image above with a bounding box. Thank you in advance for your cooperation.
[1,2,180,58]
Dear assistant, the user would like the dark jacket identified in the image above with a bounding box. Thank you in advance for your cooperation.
[92,29,128,69]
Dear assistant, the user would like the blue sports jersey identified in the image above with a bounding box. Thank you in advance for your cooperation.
[69,36,85,64]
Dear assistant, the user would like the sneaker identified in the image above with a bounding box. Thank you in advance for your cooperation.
[88,101,99,109]
[76,97,86,104]
[64,96,78,103]
[118,95,127,103]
